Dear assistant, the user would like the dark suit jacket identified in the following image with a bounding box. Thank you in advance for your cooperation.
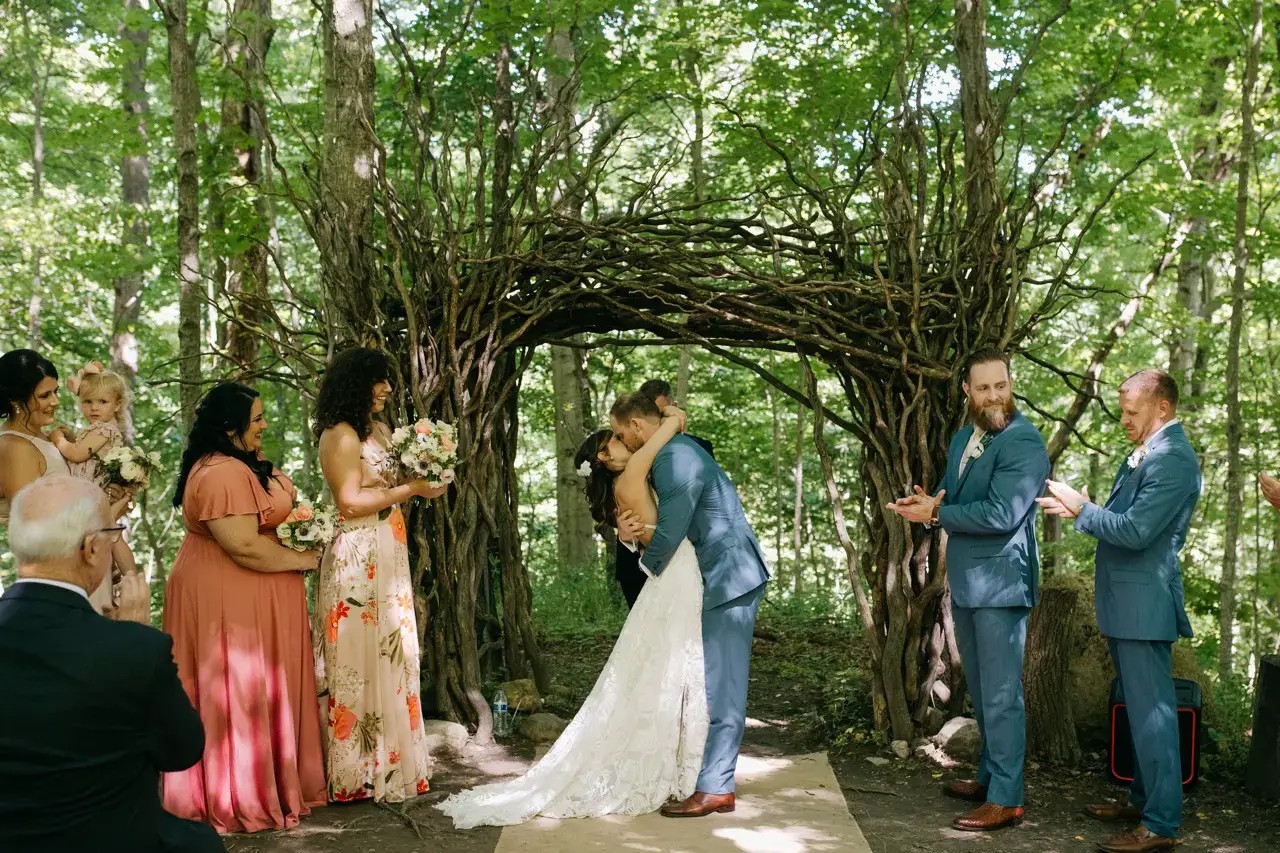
[0,581,222,853]
[613,433,714,608]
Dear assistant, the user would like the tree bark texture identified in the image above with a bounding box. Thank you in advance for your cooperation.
[111,0,151,440]
[1219,0,1262,675]
[158,0,204,426]
[217,0,273,372]
[550,340,597,568]
[1024,584,1082,764]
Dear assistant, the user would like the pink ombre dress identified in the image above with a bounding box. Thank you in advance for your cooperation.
[161,454,326,833]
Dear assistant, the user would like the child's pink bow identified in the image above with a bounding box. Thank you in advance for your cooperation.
[66,360,105,395]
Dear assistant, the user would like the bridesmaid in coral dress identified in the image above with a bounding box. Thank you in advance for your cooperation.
[162,382,326,833]
[313,348,446,803]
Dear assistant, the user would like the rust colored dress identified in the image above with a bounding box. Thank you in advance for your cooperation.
[161,453,326,833]
[314,427,431,803]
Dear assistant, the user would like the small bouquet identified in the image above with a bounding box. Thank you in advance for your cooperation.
[277,499,340,551]
[387,418,458,488]
[98,446,162,490]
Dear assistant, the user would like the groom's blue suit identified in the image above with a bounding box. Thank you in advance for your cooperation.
[642,434,770,794]
[1072,421,1199,840]
[936,411,1049,808]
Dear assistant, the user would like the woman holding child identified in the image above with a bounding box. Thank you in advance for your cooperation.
[0,350,70,595]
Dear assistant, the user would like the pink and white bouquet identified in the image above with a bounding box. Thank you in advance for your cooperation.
[99,446,163,490]
[387,418,458,488]
[276,499,340,551]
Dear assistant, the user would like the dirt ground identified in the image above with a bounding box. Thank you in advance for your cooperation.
[225,625,1280,853]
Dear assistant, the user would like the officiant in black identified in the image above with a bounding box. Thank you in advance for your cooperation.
[612,379,714,609]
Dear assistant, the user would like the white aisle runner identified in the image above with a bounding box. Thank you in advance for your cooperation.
[493,752,871,853]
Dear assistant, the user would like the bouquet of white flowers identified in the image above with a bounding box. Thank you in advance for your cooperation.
[98,446,162,490]
[276,500,340,551]
[387,418,458,488]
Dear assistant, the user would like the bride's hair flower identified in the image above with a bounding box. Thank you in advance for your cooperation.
[576,460,593,478]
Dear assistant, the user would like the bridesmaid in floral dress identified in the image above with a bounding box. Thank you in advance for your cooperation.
[314,348,448,803]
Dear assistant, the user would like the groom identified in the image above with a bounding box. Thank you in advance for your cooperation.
[610,392,770,818]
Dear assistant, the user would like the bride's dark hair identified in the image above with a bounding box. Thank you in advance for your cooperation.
[575,429,617,534]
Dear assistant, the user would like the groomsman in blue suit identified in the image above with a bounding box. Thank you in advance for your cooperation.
[889,349,1049,832]
[1038,369,1198,853]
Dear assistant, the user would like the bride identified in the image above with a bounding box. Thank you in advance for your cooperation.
[437,406,707,828]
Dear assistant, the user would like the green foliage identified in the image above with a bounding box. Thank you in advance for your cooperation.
[1,0,1278,731]
[1204,672,1256,781]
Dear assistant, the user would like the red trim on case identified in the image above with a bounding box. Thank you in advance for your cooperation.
[1110,703,1199,785]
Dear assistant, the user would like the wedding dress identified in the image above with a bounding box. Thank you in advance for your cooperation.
[437,539,707,828]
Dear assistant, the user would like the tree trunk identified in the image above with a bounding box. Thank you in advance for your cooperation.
[1024,585,1082,763]
[1170,57,1230,405]
[550,341,596,568]
[112,0,151,441]
[318,0,379,334]
[1220,0,1261,674]
[22,5,49,350]
[1246,655,1280,800]
[159,0,204,426]
[792,402,805,593]
[543,21,596,571]
[768,385,784,570]
[217,0,273,372]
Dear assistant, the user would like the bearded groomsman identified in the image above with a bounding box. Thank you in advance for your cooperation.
[888,349,1049,832]
[1038,370,1198,853]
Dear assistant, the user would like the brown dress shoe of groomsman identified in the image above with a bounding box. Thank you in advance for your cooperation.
[660,791,735,817]
[1084,800,1143,821]
[951,802,1025,831]
[1095,825,1181,852]
[942,779,989,802]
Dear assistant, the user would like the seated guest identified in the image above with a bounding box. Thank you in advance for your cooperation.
[609,379,714,609]
[0,476,223,853]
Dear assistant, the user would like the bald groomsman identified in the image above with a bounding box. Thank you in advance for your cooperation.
[1039,369,1198,853]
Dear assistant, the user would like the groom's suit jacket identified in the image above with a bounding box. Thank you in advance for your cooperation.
[642,434,770,610]
[1074,423,1199,642]
[936,411,1050,610]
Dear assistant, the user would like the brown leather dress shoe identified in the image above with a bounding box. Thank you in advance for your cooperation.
[1095,825,1180,852]
[951,802,1025,831]
[1085,801,1143,822]
[660,791,736,818]
[943,779,989,802]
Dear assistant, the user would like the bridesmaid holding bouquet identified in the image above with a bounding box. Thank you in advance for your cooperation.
[313,348,448,803]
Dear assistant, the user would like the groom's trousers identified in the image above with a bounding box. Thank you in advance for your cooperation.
[952,605,1030,808]
[698,582,766,795]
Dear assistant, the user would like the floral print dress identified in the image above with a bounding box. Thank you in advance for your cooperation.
[314,425,431,803]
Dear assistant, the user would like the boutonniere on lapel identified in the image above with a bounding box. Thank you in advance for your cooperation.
[966,432,994,467]
[1127,445,1150,470]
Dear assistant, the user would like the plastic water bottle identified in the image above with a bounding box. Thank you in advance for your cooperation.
[492,688,510,737]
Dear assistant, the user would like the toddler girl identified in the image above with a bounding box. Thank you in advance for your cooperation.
[51,361,139,612]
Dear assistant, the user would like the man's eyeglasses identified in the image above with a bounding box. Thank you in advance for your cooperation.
[86,525,127,547]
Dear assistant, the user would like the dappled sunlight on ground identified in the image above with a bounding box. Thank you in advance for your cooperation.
[493,751,870,853]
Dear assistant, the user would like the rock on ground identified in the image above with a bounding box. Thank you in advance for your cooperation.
[421,719,470,756]
[933,716,980,764]
[501,678,543,713]
[519,712,567,743]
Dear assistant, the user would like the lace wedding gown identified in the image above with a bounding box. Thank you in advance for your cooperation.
[437,539,708,828]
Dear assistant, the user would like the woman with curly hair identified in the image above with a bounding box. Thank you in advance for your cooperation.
[161,382,327,833]
[314,347,447,804]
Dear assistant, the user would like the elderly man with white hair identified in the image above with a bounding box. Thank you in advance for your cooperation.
[0,475,224,853]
